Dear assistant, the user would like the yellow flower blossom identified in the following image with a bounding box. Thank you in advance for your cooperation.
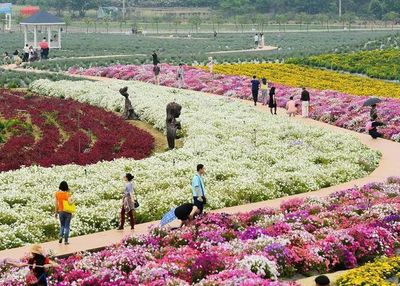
[205,63,400,99]
[336,256,400,286]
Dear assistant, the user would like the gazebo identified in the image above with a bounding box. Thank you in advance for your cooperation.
[20,11,65,49]
[0,3,12,31]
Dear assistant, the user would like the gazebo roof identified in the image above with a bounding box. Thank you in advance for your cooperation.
[20,11,65,25]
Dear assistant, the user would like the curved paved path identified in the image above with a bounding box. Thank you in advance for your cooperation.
[0,72,399,283]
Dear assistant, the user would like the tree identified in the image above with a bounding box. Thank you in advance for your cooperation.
[343,12,357,30]
[369,0,384,20]
[237,15,248,33]
[275,14,287,31]
[83,17,92,33]
[188,15,202,33]
[255,13,268,32]
[316,13,329,31]
[152,16,162,34]
[63,15,72,33]
[172,16,181,35]
[103,15,112,33]
[383,11,399,30]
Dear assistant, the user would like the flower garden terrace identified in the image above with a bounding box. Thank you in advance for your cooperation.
[69,64,400,142]
[0,89,155,172]
[0,178,399,285]
[0,78,380,250]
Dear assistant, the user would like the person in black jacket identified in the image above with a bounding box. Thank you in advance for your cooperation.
[152,51,159,65]
[300,87,310,117]
[368,114,385,139]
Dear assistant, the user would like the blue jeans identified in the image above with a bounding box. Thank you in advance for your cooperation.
[37,273,47,286]
[59,212,72,243]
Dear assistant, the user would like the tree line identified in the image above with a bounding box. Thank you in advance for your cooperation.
[7,0,400,20]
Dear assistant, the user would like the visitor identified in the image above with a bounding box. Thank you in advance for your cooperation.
[14,54,23,67]
[260,78,268,105]
[268,87,277,115]
[300,87,310,117]
[208,56,214,74]
[152,50,159,65]
[286,96,297,117]
[251,75,260,106]
[153,63,161,85]
[174,203,200,227]
[23,44,29,62]
[254,33,259,47]
[55,181,74,245]
[214,30,217,40]
[192,164,207,214]
[315,275,330,286]
[39,37,49,60]
[177,63,185,89]
[2,52,11,64]
[6,244,58,286]
[118,173,136,230]
[367,114,385,139]
[29,46,38,62]
[370,104,378,119]
[259,33,265,48]
[12,50,19,61]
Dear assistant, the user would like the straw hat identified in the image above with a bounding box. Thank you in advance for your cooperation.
[30,244,44,256]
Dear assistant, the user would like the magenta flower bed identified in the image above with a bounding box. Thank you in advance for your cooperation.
[69,64,400,142]
[1,178,399,285]
[0,89,154,171]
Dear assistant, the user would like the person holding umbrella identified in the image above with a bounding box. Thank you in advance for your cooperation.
[366,114,385,139]
[363,97,382,119]
[160,203,200,228]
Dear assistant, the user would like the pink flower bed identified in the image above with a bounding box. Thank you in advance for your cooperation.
[1,178,399,285]
[0,89,154,171]
[69,64,400,142]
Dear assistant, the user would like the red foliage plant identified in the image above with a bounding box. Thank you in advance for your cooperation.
[0,89,154,172]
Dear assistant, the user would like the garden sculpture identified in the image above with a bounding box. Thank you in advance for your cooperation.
[120,86,138,120]
[166,101,182,149]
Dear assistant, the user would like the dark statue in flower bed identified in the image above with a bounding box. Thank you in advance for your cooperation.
[166,102,182,149]
[120,86,139,120]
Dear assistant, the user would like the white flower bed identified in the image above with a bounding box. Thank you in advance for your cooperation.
[0,79,379,249]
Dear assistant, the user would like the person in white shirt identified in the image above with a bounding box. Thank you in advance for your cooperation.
[23,44,29,62]
[254,34,259,48]
[176,63,185,89]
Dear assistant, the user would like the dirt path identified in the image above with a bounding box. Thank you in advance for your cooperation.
[207,45,278,54]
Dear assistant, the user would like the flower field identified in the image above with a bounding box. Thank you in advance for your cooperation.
[210,63,400,99]
[69,64,400,142]
[0,78,379,250]
[288,49,400,80]
[1,178,399,285]
[0,89,154,172]
[336,256,400,286]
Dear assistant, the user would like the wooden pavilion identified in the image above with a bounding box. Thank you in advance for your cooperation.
[20,11,65,49]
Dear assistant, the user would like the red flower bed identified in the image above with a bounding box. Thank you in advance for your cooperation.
[0,89,154,171]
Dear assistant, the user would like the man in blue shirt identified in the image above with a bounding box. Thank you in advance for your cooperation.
[192,164,206,213]
[251,75,260,106]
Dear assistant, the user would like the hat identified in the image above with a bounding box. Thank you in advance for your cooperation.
[30,244,44,256]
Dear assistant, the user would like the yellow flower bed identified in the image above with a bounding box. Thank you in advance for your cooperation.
[336,256,400,286]
[208,63,400,99]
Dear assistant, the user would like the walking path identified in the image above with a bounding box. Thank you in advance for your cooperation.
[0,70,399,280]
[208,45,278,54]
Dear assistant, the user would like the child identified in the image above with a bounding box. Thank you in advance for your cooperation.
[286,96,297,117]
